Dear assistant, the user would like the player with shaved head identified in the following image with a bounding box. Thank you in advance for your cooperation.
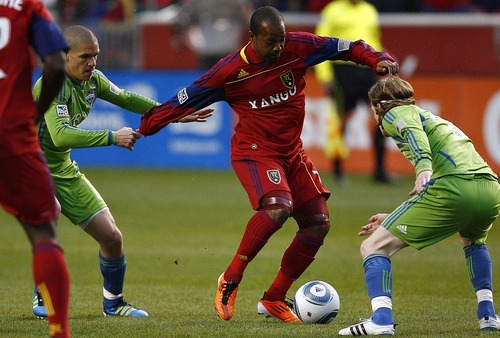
[32,25,212,319]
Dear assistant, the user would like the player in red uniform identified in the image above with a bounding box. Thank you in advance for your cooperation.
[139,6,399,322]
[0,1,71,337]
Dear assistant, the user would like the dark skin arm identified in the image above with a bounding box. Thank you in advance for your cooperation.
[35,50,66,122]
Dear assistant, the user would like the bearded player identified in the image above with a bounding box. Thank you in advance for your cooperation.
[139,6,399,322]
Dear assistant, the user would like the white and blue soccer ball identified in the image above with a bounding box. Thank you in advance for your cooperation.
[293,280,340,324]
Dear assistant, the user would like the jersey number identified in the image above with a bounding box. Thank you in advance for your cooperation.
[0,17,11,79]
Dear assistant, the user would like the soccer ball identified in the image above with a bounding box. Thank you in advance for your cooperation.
[293,280,340,324]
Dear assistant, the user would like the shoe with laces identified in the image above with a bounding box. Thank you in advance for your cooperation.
[479,315,500,331]
[214,273,239,320]
[338,318,395,336]
[32,289,47,319]
[103,299,148,317]
[257,294,301,323]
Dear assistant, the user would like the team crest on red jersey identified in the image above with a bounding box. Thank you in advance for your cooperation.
[267,170,281,184]
[280,70,294,89]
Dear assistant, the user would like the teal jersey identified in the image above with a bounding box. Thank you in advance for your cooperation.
[382,105,496,179]
[34,69,158,175]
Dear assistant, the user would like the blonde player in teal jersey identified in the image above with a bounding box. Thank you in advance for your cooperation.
[339,76,499,336]
[33,25,213,318]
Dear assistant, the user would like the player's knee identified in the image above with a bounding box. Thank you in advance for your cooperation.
[264,208,291,226]
[296,213,330,239]
[459,234,473,247]
[261,191,293,226]
[360,238,377,258]
[100,226,123,251]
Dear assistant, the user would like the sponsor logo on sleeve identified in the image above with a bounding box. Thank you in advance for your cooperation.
[109,82,122,95]
[56,105,69,117]
[177,88,188,104]
[396,120,407,134]
[338,39,350,51]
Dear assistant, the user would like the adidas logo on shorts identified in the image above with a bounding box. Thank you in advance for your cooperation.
[396,224,408,235]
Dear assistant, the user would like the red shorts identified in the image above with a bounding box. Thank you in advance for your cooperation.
[0,152,58,225]
[232,149,330,211]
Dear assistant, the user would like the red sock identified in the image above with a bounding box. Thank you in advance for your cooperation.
[33,241,70,338]
[265,231,323,301]
[225,210,280,282]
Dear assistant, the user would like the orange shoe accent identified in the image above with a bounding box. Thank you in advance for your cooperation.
[214,273,239,320]
[257,299,301,323]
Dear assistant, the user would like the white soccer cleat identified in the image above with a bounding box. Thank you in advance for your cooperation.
[338,318,395,336]
[479,315,500,331]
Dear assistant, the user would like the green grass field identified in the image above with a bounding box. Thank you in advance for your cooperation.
[0,169,498,337]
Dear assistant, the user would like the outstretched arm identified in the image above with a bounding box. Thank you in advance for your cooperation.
[345,40,399,76]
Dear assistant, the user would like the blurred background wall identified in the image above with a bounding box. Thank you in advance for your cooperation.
[40,0,500,174]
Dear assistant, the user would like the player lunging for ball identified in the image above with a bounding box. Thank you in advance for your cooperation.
[32,25,212,318]
[338,76,499,336]
[138,6,398,322]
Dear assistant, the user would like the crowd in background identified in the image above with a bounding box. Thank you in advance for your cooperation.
[44,0,500,26]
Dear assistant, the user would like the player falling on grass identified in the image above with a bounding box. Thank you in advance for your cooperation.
[0,1,71,336]
[138,6,399,322]
[338,76,500,336]
[32,25,213,318]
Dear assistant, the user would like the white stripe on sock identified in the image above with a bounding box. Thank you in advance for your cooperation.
[477,289,493,303]
[371,296,392,312]
[103,287,122,300]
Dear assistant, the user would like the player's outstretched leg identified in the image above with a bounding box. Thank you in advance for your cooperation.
[214,273,239,320]
[100,253,148,317]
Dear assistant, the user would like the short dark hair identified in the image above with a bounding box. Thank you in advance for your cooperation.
[250,6,284,35]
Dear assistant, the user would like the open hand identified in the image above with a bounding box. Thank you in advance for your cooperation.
[358,213,388,236]
[178,108,214,123]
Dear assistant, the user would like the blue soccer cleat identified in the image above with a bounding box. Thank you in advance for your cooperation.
[103,299,148,317]
[32,288,47,319]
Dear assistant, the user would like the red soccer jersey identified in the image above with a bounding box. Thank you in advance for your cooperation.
[0,0,68,158]
[139,32,393,158]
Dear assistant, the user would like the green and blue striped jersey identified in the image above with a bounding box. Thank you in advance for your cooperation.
[34,69,158,175]
[382,105,496,179]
